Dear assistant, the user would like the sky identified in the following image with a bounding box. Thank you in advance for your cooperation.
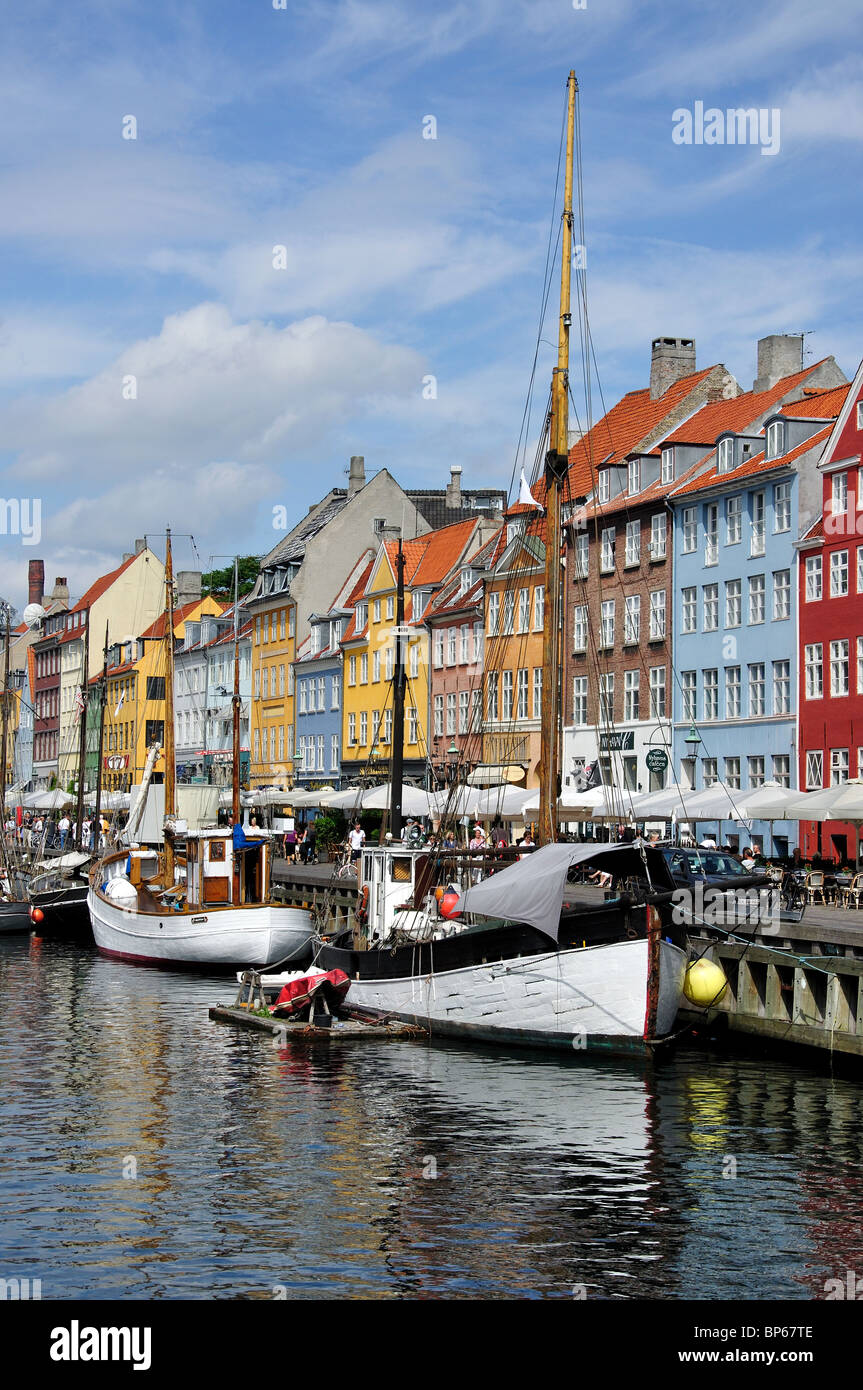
[0,0,861,610]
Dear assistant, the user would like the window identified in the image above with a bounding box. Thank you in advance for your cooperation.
[682,587,696,633]
[503,592,515,635]
[487,672,499,721]
[717,437,734,472]
[773,660,790,714]
[533,585,544,631]
[517,668,529,720]
[598,470,610,503]
[373,599,381,624]
[832,470,848,516]
[502,671,514,721]
[748,756,765,789]
[145,719,164,748]
[573,676,588,726]
[703,758,718,787]
[386,595,394,622]
[624,594,640,644]
[705,504,719,565]
[624,670,640,721]
[748,574,765,625]
[433,630,444,667]
[858,402,863,431]
[573,605,587,653]
[625,520,640,566]
[858,637,863,695]
[518,588,530,633]
[773,569,790,621]
[682,671,696,721]
[360,653,368,684]
[574,533,589,578]
[372,649,381,683]
[600,600,615,648]
[703,668,718,721]
[650,512,667,561]
[725,578,741,628]
[459,689,469,734]
[146,676,165,701]
[446,693,456,736]
[748,663,765,717]
[805,644,823,699]
[331,675,340,709]
[359,712,368,746]
[447,627,457,665]
[471,688,481,733]
[805,750,823,790]
[298,682,307,715]
[487,592,500,635]
[831,748,850,786]
[434,696,444,737]
[600,527,615,573]
[533,668,542,719]
[628,459,641,495]
[643,665,664,720]
[805,555,822,601]
[772,755,790,787]
[774,481,791,532]
[317,735,325,770]
[750,492,766,557]
[356,602,367,631]
[726,494,742,545]
[649,590,666,639]
[661,447,674,483]
[253,666,261,700]
[766,421,783,460]
[703,584,719,632]
[858,547,863,594]
[348,655,356,686]
[831,639,849,697]
[725,757,741,790]
[831,550,849,598]
[599,673,614,722]
[410,644,420,679]
[682,506,697,553]
[371,709,381,748]
[331,734,339,770]
[408,707,418,744]
[255,617,261,645]
[725,666,741,719]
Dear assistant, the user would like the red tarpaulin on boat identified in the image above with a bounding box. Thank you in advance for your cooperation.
[269,969,350,1019]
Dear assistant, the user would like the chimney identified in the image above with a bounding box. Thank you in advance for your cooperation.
[753,334,804,393]
[380,525,401,546]
[51,577,69,608]
[135,538,145,554]
[446,464,463,509]
[649,336,696,401]
[176,571,202,607]
[28,560,44,608]
[122,553,133,564]
[348,455,365,499]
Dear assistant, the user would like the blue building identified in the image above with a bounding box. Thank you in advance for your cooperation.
[294,610,345,789]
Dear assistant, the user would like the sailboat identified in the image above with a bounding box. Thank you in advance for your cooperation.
[313,72,690,1053]
[88,540,315,968]
[0,604,32,935]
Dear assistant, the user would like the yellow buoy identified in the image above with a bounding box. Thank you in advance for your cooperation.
[683,958,728,1007]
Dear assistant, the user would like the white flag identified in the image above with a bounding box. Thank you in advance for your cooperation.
[114,689,126,718]
[518,469,541,509]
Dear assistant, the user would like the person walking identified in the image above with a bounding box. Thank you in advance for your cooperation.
[348,821,365,864]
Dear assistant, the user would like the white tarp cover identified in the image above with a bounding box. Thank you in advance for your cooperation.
[454,841,636,940]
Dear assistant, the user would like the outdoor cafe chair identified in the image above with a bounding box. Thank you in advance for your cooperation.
[805,870,827,905]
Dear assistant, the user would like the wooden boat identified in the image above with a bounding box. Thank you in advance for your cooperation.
[88,543,314,969]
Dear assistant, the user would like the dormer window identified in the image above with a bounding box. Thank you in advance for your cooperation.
[766,421,784,460]
[355,601,368,630]
[717,437,734,473]
[332,619,343,645]
[857,401,863,431]
[628,459,641,495]
[460,568,473,594]
[661,447,674,484]
[598,471,610,504]
[832,471,848,516]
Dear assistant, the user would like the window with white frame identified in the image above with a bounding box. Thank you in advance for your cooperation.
[471,687,481,732]
[503,592,515,635]
[600,527,615,573]
[574,533,589,578]
[502,670,514,721]
[624,594,640,643]
[805,644,823,699]
[487,591,500,635]
[773,660,791,714]
[832,470,848,515]
[628,459,641,495]
[831,638,849,696]
[649,666,666,718]
[573,676,588,726]
[858,636,863,694]
[373,649,381,682]
[459,689,469,734]
[650,512,666,560]
[726,494,742,545]
[682,506,697,553]
[625,519,640,566]
[774,480,791,532]
[717,437,734,472]
[831,748,850,786]
[703,584,719,632]
[858,547,863,594]
[460,625,470,664]
[487,671,499,721]
[649,589,666,639]
[517,588,530,633]
[373,599,381,624]
[331,734,339,770]
[348,712,357,746]
[517,668,529,720]
[831,549,849,598]
[748,663,766,716]
[598,471,610,503]
[298,682,307,714]
[446,693,456,736]
[533,585,544,631]
[371,709,381,748]
[533,667,542,719]
[773,569,790,621]
[703,758,718,787]
[433,629,444,667]
[385,646,394,682]
[661,447,674,483]
[624,669,640,721]
[348,655,356,686]
[317,735,325,770]
[805,554,822,601]
[750,492,766,557]
[600,599,615,648]
[748,574,765,625]
[805,750,823,789]
[447,627,457,665]
[682,587,696,633]
[573,604,588,652]
[705,503,719,564]
[433,695,444,737]
[725,756,741,790]
[725,578,741,628]
[317,675,325,709]
[725,666,741,719]
[386,595,394,622]
[766,421,783,461]
[599,673,614,722]
[410,643,420,679]
[858,402,863,430]
[748,755,765,788]
[772,754,790,787]
[682,671,697,721]
[360,653,368,684]
[703,668,718,721]
[408,706,418,744]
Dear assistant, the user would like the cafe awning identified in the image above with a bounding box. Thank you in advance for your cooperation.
[467,764,526,787]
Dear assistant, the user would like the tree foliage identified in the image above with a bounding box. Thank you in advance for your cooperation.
[200,557,261,599]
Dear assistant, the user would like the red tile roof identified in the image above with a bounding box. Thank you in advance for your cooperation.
[780,384,850,418]
[662,361,833,446]
[140,600,222,641]
[670,424,833,499]
[384,517,478,587]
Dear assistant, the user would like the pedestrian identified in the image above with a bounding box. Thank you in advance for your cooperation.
[348,820,365,864]
[284,824,298,862]
[303,821,317,864]
[469,824,486,851]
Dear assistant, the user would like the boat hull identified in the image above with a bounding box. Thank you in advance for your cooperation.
[0,901,32,935]
[87,889,314,970]
[29,884,91,937]
[318,937,687,1054]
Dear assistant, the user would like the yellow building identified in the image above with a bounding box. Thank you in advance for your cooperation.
[101,597,224,792]
[249,598,297,787]
[340,520,481,782]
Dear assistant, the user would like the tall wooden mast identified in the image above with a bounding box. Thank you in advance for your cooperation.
[390,538,406,841]
[92,623,109,857]
[538,70,576,845]
[163,530,176,882]
[231,557,241,826]
[74,634,89,849]
[0,606,10,836]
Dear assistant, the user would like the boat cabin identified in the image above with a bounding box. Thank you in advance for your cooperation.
[184,828,273,909]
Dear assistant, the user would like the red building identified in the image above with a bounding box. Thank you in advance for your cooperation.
[798,363,863,862]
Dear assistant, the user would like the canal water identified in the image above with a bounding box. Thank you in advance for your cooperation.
[2,934,862,1301]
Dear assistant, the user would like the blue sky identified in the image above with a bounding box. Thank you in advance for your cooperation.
[1,0,861,607]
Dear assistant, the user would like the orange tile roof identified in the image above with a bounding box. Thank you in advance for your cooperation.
[140,600,222,641]
[662,361,833,446]
[384,517,478,587]
[339,559,376,643]
[70,552,140,615]
[670,424,833,499]
[780,384,850,419]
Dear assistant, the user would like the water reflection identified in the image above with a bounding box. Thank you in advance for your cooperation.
[1,937,861,1299]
